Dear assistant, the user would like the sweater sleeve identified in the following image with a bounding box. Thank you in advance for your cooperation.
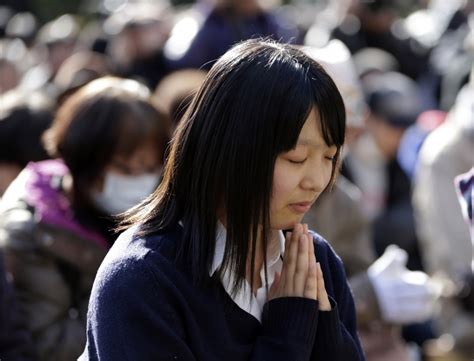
[250,297,319,361]
[79,255,197,361]
[251,237,367,361]
[310,237,366,361]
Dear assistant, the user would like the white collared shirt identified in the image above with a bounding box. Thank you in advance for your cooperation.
[209,222,285,322]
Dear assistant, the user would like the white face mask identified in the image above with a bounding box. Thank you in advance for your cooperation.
[93,171,160,215]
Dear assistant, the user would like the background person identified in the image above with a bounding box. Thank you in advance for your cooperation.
[0,77,170,361]
[0,90,53,197]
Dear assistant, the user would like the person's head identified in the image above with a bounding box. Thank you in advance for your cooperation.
[53,50,111,106]
[352,47,399,81]
[0,57,19,94]
[364,71,422,159]
[5,12,38,46]
[358,0,398,32]
[125,39,345,290]
[153,69,207,132]
[303,40,369,148]
[43,76,170,214]
[36,14,79,74]
[0,90,53,195]
[105,3,171,67]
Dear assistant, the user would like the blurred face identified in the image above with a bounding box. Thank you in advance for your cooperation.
[366,113,404,160]
[270,108,337,230]
[0,62,19,94]
[91,139,163,214]
[49,41,76,73]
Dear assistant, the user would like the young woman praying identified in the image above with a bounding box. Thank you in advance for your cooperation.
[80,39,365,361]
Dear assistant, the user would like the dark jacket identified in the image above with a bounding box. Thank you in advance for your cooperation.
[0,160,109,361]
[0,250,36,360]
[80,224,365,361]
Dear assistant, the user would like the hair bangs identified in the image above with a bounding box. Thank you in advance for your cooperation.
[115,102,165,156]
[310,76,346,149]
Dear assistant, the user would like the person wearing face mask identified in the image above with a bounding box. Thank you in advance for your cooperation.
[0,76,170,361]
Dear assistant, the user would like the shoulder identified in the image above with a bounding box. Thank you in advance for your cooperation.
[0,196,39,251]
[92,226,182,297]
[309,231,360,328]
[309,231,350,297]
[0,160,105,251]
[310,231,344,269]
[418,121,460,167]
[88,226,189,335]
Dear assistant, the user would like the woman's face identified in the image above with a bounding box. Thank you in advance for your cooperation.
[270,108,337,230]
[91,139,163,214]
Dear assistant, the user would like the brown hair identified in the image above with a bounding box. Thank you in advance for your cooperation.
[43,76,170,206]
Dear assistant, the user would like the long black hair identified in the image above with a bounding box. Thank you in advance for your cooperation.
[121,39,345,293]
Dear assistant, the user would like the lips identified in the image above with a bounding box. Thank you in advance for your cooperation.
[288,201,314,214]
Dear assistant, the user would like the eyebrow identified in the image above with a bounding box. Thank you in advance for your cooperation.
[296,139,335,150]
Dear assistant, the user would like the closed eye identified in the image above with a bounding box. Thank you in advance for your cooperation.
[288,158,307,164]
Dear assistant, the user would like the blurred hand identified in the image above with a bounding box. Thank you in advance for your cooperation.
[368,245,440,324]
[269,224,331,311]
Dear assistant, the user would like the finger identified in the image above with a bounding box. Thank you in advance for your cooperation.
[308,229,315,264]
[284,224,302,294]
[303,256,318,300]
[317,262,331,311]
[294,233,309,296]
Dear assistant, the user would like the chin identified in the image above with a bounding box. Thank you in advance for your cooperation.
[270,215,305,231]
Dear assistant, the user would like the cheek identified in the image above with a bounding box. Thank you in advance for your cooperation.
[270,168,304,229]
[271,161,299,209]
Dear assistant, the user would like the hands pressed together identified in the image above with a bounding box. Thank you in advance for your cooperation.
[269,224,331,311]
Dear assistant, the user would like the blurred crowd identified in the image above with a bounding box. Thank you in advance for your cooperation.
[0,0,472,360]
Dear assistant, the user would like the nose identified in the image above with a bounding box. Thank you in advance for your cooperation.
[300,162,331,194]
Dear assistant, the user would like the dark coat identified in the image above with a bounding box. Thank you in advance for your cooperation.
[0,160,109,361]
[0,250,36,360]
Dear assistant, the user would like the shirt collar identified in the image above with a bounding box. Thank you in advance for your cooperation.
[179,220,285,322]
[209,222,285,277]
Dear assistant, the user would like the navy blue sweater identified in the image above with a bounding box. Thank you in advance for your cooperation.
[80,225,365,361]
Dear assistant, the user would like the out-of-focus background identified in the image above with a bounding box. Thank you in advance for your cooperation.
[0,0,472,360]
